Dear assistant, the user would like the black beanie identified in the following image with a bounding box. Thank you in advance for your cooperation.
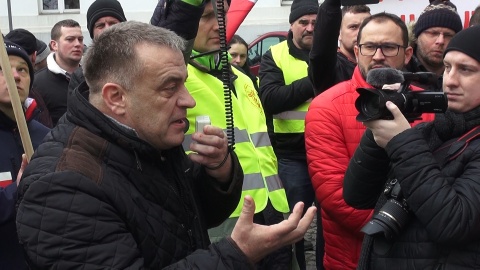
[444,25,480,63]
[414,2,462,38]
[3,41,35,90]
[289,0,319,24]
[87,0,127,38]
[5,29,37,55]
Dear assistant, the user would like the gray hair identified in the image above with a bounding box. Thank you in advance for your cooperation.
[83,21,186,94]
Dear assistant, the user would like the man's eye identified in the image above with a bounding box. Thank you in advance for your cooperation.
[382,45,396,50]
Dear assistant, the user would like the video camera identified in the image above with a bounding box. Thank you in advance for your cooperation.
[355,68,448,122]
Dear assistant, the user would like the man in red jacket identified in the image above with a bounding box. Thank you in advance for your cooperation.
[305,12,435,270]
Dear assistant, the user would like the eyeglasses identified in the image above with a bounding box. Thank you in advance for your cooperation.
[422,30,455,41]
[358,43,406,57]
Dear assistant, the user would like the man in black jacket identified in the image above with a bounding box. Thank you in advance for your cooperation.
[308,0,370,96]
[33,19,84,126]
[344,25,480,269]
[16,21,316,269]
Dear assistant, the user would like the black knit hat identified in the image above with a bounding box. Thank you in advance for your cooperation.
[5,29,37,55]
[3,41,35,90]
[87,0,127,38]
[289,0,319,24]
[444,25,480,63]
[414,1,462,37]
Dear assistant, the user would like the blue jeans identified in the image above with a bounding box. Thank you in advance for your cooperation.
[278,158,315,270]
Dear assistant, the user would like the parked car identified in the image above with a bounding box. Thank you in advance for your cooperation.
[248,31,288,76]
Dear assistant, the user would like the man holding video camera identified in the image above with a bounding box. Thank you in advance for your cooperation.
[343,25,480,270]
[305,12,435,269]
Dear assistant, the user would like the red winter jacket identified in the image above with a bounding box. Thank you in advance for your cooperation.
[305,67,435,270]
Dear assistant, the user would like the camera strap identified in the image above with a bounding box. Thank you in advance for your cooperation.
[433,125,480,164]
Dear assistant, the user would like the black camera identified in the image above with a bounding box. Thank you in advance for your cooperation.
[355,68,448,122]
[361,179,410,241]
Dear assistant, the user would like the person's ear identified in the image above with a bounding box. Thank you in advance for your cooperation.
[102,83,127,116]
[50,40,58,52]
[404,46,414,65]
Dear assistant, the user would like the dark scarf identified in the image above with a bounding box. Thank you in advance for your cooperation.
[423,107,480,151]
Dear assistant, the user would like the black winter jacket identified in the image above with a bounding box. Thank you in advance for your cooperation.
[344,114,480,269]
[258,32,314,159]
[16,82,251,269]
[33,59,70,126]
[308,0,357,97]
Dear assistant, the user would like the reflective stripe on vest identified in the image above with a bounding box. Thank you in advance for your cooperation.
[184,64,289,216]
[270,41,311,134]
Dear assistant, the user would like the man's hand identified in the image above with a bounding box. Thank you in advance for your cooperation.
[16,154,28,187]
[364,101,411,148]
[231,195,316,263]
[188,125,232,183]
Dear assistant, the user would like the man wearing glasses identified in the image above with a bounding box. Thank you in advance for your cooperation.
[407,0,462,89]
[304,12,435,270]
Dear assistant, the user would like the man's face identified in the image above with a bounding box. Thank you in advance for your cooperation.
[416,27,455,70]
[229,43,248,67]
[290,14,316,50]
[124,44,196,150]
[51,26,84,65]
[443,51,480,113]
[354,19,413,79]
[93,16,121,39]
[339,12,370,55]
[194,0,229,53]
[0,55,30,106]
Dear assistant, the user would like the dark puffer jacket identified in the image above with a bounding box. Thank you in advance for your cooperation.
[344,117,480,269]
[16,82,251,269]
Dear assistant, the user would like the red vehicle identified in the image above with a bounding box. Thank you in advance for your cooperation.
[248,31,288,76]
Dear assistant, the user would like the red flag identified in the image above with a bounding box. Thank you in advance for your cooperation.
[227,0,257,43]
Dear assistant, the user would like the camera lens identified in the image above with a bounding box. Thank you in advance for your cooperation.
[362,96,380,117]
[361,198,410,239]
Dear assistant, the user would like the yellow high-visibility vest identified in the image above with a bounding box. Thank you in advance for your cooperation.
[183,64,289,216]
[270,41,311,134]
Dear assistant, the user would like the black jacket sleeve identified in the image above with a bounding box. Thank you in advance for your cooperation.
[196,151,244,228]
[150,0,204,64]
[308,0,343,96]
[343,129,390,209]
[258,49,314,115]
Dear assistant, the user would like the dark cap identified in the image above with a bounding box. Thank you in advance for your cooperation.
[3,41,35,90]
[414,1,462,37]
[35,39,51,65]
[444,25,480,63]
[5,28,37,55]
[87,0,127,38]
[289,0,319,24]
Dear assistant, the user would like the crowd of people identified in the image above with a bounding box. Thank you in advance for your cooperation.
[1,0,480,269]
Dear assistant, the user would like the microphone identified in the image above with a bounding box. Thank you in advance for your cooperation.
[402,72,439,86]
[366,68,404,89]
